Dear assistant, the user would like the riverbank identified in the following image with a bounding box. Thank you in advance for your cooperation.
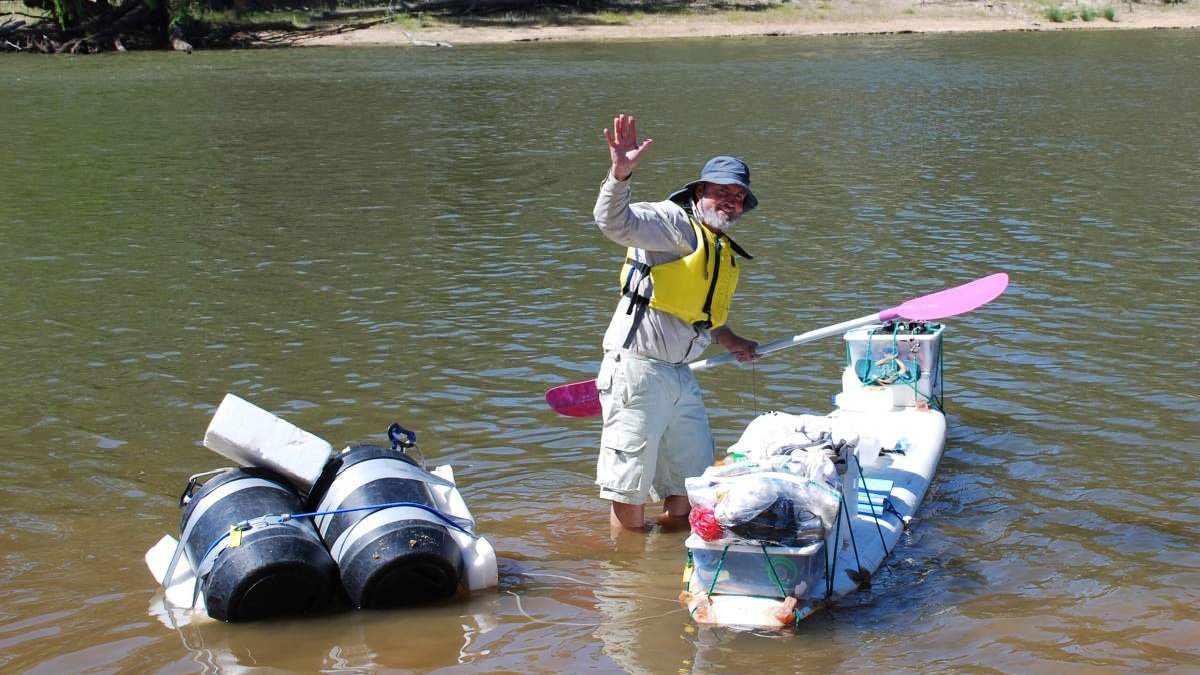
[304,0,1200,47]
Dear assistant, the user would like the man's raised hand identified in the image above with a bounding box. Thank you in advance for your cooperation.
[603,114,654,181]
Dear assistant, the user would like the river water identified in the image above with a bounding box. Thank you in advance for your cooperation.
[1,28,1197,675]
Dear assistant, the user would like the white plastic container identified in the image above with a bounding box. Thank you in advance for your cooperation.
[834,376,903,412]
[840,324,944,409]
[203,393,335,493]
[431,465,498,592]
[856,433,883,468]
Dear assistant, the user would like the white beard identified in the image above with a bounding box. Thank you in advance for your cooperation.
[693,199,738,232]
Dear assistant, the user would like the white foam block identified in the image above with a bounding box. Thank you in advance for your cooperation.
[203,393,334,492]
[145,534,204,611]
[463,535,499,591]
[431,464,497,591]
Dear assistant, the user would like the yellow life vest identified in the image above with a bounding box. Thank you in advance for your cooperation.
[618,217,752,346]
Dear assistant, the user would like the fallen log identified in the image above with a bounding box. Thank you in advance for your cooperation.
[1,19,27,36]
[55,0,153,53]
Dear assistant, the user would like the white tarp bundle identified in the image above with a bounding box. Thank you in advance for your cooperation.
[686,412,874,547]
[727,411,862,463]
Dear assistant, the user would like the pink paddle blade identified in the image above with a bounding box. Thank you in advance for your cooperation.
[884,272,1009,322]
[545,380,601,417]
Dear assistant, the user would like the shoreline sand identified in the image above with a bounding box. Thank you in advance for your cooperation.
[303,1,1200,47]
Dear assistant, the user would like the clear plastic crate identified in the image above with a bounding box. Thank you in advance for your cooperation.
[841,323,944,409]
[686,534,825,599]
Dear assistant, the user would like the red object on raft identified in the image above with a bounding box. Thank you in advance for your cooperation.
[689,506,723,541]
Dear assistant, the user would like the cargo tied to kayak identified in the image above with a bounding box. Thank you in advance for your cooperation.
[681,321,949,628]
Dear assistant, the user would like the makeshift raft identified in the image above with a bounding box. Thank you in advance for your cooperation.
[145,394,497,624]
[682,321,947,628]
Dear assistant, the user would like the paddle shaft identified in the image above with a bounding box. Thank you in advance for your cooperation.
[686,311,883,372]
[544,311,885,417]
[544,273,1009,417]
[685,271,1013,371]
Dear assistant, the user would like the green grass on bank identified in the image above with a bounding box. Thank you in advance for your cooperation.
[194,8,317,26]
[1044,4,1117,22]
[1046,6,1076,20]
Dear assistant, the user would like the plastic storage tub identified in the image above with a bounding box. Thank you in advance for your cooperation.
[840,323,944,410]
[686,534,824,599]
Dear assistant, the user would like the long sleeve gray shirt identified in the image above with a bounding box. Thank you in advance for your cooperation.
[593,172,714,364]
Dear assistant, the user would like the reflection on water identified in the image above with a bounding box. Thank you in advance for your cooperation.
[1,28,1198,675]
[150,603,504,675]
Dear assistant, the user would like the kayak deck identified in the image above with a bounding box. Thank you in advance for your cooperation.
[683,406,946,628]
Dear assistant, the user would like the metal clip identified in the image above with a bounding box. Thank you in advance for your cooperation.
[387,423,416,449]
[178,468,234,507]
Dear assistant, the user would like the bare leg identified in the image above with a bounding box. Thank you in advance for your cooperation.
[610,501,647,530]
[656,495,691,530]
[663,495,691,517]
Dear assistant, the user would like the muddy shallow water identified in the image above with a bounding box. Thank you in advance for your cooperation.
[1,29,1197,674]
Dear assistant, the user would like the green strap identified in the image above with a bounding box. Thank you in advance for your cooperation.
[840,492,864,578]
[826,506,841,600]
[705,545,730,597]
[687,546,732,618]
[848,322,945,412]
[760,544,790,599]
[855,454,890,554]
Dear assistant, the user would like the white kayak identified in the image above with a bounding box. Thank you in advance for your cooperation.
[683,323,948,628]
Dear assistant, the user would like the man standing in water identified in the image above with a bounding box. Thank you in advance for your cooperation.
[593,114,761,531]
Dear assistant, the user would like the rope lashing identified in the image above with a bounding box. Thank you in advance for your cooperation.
[867,353,909,385]
[706,545,730,597]
[849,321,944,412]
[854,454,891,555]
[281,500,474,535]
[838,492,865,581]
[760,544,790,599]
[687,544,732,617]
[192,500,476,592]
[826,506,841,601]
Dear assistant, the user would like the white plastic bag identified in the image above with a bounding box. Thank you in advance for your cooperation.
[685,465,840,546]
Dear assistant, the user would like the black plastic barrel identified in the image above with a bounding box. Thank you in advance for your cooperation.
[307,445,463,609]
[179,468,338,622]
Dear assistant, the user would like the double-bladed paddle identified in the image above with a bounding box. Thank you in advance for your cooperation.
[544,272,1009,418]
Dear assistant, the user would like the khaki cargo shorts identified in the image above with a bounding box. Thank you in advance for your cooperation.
[595,351,714,505]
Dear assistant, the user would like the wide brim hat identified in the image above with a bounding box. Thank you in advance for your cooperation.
[667,155,758,212]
